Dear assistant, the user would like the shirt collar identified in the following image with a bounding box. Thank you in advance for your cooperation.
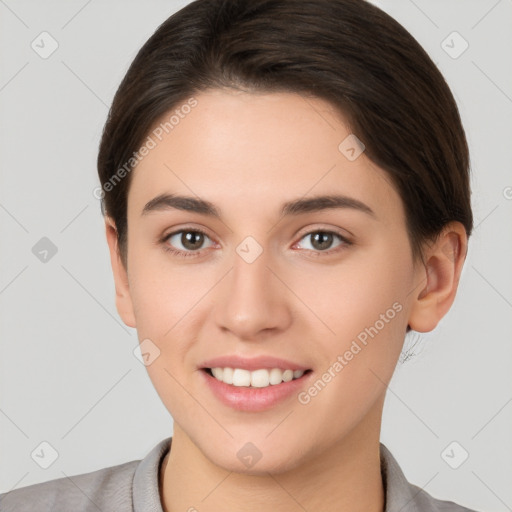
[132,437,423,512]
[380,442,424,512]
[132,437,170,512]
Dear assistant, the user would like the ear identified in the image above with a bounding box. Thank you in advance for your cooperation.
[105,217,136,328]
[408,222,468,333]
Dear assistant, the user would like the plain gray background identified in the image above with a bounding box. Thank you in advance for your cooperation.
[0,1,511,510]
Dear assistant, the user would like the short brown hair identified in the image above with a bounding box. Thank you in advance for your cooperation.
[97,0,473,267]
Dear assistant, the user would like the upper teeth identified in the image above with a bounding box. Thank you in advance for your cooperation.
[210,367,305,387]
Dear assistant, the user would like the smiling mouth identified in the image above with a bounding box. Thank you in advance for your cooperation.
[203,367,312,388]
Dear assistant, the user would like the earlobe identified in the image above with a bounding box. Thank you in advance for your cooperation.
[105,218,137,328]
[408,223,467,333]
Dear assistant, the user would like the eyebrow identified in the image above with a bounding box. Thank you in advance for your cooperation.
[141,193,375,218]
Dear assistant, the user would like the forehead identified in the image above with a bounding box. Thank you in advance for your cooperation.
[127,89,401,222]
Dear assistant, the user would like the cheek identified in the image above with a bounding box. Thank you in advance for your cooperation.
[291,242,413,403]
[290,253,412,440]
[127,241,207,338]
[126,248,209,411]
[289,243,413,345]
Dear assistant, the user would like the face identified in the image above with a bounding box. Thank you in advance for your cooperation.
[113,89,424,473]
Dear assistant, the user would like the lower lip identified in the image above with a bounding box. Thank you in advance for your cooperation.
[201,370,312,412]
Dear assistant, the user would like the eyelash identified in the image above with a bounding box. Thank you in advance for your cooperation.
[161,228,214,259]
[161,227,352,259]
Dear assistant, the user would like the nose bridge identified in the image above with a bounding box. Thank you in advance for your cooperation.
[214,241,291,338]
[232,243,272,296]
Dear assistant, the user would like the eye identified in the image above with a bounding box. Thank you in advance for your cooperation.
[294,230,350,253]
[163,228,215,256]
[161,227,350,258]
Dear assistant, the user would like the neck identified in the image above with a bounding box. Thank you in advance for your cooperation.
[160,407,385,512]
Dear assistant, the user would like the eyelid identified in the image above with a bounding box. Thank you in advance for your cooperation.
[161,224,215,242]
[162,225,350,242]
[293,224,353,244]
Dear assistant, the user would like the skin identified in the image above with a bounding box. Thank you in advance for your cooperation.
[105,89,467,512]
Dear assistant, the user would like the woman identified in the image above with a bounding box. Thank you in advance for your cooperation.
[0,0,479,510]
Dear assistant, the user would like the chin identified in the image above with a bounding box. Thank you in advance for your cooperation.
[215,448,304,475]
[192,432,312,476]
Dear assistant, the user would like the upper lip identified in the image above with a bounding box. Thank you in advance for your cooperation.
[199,355,310,372]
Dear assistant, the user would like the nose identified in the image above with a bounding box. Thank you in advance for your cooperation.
[213,247,293,340]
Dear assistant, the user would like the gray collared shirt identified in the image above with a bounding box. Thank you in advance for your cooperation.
[0,437,478,511]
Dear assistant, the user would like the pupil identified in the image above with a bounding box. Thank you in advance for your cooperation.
[312,232,332,250]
